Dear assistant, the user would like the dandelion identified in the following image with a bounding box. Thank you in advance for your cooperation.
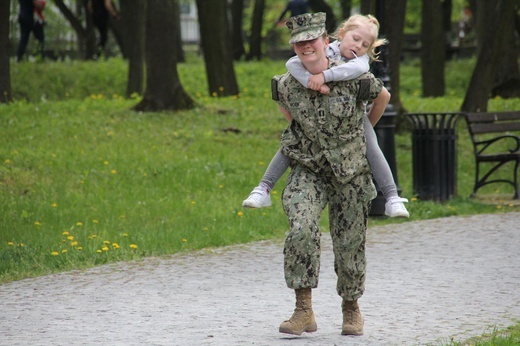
[112,243,120,249]
[51,203,57,208]
[8,242,14,246]
[88,234,98,239]
[111,169,117,174]
[19,243,25,247]
[76,222,83,226]
[67,236,74,241]
[102,246,109,251]
[71,241,78,247]
[34,221,41,226]
[237,211,244,217]
[61,249,67,254]
[104,161,109,165]
[5,159,11,164]
[258,161,265,166]
[93,219,99,224]
[51,251,59,256]
[218,184,224,189]
[411,197,418,202]
[103,240,110,245]
[191,201,196,205]
[497,205,502,209]
[77,247,83,251]
[182,238,188,243]
[203,227,209,231]
[123,233,128,237]
[96,249,102,253]
[130,244,138,249]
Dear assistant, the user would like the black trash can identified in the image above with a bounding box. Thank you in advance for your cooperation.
[406,113,462,202]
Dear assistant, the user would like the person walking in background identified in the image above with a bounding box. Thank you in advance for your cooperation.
[87,0,119,58]
[16,0,46,62]
[271,13,390,336]
[277,0,308,24]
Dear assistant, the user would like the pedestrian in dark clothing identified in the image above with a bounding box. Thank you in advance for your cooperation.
[278,0,309,23]
[17,0,46,62]
[87,0,118,57]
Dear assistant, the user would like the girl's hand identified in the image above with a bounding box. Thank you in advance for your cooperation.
[319,84,330,94]
[308,73,325,91]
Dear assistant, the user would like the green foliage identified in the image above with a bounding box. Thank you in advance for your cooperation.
[445,321,520,345]
[2,56,519,284]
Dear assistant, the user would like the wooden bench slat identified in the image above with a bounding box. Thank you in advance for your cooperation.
[466,112,520,123]
[469,122,520,134]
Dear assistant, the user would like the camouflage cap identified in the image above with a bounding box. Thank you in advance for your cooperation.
[286,12,326,44]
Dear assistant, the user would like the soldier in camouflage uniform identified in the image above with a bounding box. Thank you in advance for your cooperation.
[273,12,390,336]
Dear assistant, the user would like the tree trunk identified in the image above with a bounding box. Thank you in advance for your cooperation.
[120,0,146,97]
[134,0,194,111]
[172,0,185,63]
[0,0,12,103]
[339,0,352,20]
[421,0,445,97]
[491,0,520,98]
[231,0,246,60]
[461,0,511,112]
[360,0,376,16]
[308,0,338,33]
[196,0,239,96]
[379,0,406,114]
[246,0,265,61]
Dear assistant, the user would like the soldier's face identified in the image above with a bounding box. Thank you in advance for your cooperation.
[293,36,329,64]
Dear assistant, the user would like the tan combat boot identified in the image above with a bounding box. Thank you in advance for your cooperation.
[279,288,318,335]
[341,299,363,335]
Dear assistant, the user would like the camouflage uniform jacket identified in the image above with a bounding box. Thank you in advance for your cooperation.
[273,62,383,184]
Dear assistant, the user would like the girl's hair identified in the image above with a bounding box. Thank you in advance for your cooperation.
[331,14,388,62]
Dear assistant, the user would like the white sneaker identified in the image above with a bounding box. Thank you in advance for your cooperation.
[385,197,410,218]
[242,186,272,208]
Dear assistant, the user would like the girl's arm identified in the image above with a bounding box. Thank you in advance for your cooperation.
[366,86,390,126]
[285,56,312,89]
[279,105,293,122]
[287,54,371,92]
[320,54,370,83]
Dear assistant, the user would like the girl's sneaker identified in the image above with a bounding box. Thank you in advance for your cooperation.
[242,186,272,208]
[384,197,409,218]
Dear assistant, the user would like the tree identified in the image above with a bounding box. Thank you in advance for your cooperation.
[375,0,407,114]
[246,0,265,61]
[119,0,146,97]
[53,0,97,59]
[134,0,194,111]
[461,0,514,112]
[349,1,407,113]
[421,0,445,97]
[230,0,246,61]
[196,0,239,96]
[339,0,352,20]
[0,0,11,103]
[491,2,520,98]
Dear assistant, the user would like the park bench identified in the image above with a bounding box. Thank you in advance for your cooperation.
[464,111,520,199]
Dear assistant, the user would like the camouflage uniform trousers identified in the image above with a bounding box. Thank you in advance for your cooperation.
[282,163,372,301]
